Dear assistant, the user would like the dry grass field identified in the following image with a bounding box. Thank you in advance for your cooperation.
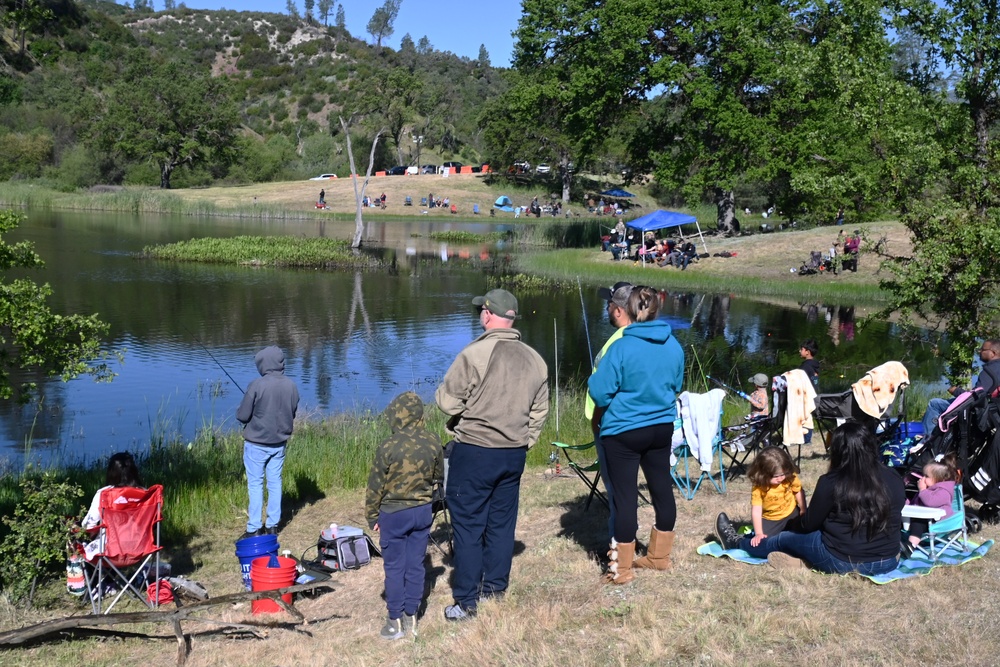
[5,446,1000,666]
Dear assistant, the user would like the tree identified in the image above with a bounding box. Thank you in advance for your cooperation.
[285,0,300,20]
[416,35,431,54]
[339,116,384,249]
[304,0,314,23]
[95,57,239,189]
[335,3,346,30]
[164,0,176,9]
[367,0,401,48]
[363,67,421,164]
[877,0,1000,380]
[317,0,332,25]
[3,0,54,57]
[0,211,113,402]
[477,44,490,69]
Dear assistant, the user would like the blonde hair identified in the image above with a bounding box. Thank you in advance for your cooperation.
[626,286,660,323]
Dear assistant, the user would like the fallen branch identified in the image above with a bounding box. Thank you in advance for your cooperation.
[0,580,335,666]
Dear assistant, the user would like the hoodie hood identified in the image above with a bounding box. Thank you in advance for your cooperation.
[254,345,286,376]
[383,391,425,433]
[622,319,674,344]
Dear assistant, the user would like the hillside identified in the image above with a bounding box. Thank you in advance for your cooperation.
[0,0,507,189]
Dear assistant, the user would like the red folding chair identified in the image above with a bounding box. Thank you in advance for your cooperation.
[84,484,164,614]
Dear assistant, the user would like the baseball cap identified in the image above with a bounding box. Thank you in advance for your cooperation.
[749,373,769,387]
[597,282,635,309]
[472,288,519,319]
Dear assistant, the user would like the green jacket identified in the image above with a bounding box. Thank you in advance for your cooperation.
[365,392,444,528]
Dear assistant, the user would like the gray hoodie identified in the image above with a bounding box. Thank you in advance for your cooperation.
[236,346,300,446]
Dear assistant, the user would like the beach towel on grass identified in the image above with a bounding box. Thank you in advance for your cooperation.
[697,539,993,583]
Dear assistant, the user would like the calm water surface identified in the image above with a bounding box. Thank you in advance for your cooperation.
[1,210,946,468]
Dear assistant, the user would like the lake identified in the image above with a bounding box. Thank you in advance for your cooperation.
[0,210,946,469]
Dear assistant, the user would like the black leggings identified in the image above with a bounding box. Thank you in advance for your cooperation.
[602,422,677,543]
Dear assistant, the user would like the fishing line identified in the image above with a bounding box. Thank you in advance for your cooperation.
[577,277,594,365]
[184,327,245,394]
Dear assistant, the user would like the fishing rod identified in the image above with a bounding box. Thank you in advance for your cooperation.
[707,375,751,402]
[577,277,594,364]
[185,327,245,394]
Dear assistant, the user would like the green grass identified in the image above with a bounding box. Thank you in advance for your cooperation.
[140,235,386,269]
[518,249,890,302]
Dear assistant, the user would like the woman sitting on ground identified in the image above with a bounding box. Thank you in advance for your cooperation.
[715,421,904,575]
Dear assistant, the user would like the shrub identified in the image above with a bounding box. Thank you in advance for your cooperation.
[0,475,84,607]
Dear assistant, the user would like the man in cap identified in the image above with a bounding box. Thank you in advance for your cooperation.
[435,288,549,621]
[585,282,635,543]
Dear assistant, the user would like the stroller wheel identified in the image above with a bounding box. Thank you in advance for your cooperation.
[967,515,982,534]
[978,504,1000,526]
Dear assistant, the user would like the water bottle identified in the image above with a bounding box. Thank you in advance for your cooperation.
[322,522,338,542]
[66,552,85,597]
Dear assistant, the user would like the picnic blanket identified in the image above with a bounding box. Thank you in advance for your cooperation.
[697,539,993,583]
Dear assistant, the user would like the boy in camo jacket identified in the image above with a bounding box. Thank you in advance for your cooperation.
[365,391,444,640]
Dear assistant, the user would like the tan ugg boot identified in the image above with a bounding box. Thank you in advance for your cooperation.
[605,539,635,585]
[633,528,674,570]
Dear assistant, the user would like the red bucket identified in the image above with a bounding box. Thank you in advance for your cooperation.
[250,555,297,615]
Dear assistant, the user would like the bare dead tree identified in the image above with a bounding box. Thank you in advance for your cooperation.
[339,115,384,249]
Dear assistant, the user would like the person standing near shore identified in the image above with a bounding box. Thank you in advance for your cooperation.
[435,289,549,621]
[236,345,299,541]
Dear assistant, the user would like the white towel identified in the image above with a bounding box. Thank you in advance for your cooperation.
[678,389,726,471]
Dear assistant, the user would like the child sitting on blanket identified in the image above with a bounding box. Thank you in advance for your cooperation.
[716,447,806,549]
[906,452,959,551]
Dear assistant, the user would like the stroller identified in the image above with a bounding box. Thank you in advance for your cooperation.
[902,387,997,532]
[797,250,836,276]
[812,361,910,450]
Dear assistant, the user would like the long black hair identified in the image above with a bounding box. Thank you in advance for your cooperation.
[827,422,891,539]
[106,452,142,488]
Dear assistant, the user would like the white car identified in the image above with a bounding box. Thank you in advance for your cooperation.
[535,164,551,174]
[406,166,419,175]
[309,173,337,180]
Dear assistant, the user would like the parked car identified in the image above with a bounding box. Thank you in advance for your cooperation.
[406,166,419,175]
[440,161,463,173]
[421,164,437,174]
[309,173,337,180]
[387,166,407,176]
[535,163,551,175]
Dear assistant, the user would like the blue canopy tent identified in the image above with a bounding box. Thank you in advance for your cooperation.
[599,188,637,198]
[626,209,708,263]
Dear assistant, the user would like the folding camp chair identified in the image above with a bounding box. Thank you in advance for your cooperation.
[551,441,650,511]
[404,196,413,206]
[671,392,727,500]
[902,486,970,560]
[84,484,164,614]
[722,389,787,478]
[429,482,452,557]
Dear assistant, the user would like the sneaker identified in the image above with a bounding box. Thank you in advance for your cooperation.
[380,616,404,640]
[767,552,805,570]
[714,512,742,551]
[401,613,417,637]
[444,604,476,622]
[263,526,278,536]
[235,529,261,543]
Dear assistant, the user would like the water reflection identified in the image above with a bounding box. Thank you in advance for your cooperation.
[0,210,948,468]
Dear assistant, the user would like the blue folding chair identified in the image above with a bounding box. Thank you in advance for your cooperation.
[903,486,970,559]
[671,414,727,501]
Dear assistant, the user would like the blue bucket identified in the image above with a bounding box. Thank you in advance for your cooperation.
[903,421,924,439]
[235,534,279,591]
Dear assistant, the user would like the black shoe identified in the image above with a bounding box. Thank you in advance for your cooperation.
[263,526,278,536]
[444,604,477,622]
[236,529,262,543]
[715,512,742,551]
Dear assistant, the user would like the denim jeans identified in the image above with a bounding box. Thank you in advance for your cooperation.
[741,529,898,575]
[243,441,286,532]
[379,504,432,619]
[446,442,526,611]
[922,397,952,437]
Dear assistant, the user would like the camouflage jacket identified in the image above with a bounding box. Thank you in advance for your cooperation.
[365,392,444,528]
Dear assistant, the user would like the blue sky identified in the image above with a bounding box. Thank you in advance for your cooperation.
[175,1,524,66]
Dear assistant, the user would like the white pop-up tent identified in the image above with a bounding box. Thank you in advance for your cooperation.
[626,209,708,254]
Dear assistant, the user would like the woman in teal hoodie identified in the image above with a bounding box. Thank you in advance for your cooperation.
[588,286,685,584]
